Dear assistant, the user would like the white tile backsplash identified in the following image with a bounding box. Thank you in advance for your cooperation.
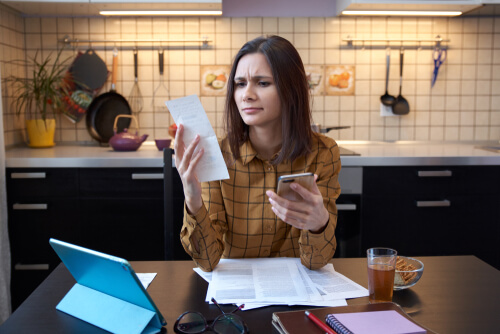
[2,10,500,146]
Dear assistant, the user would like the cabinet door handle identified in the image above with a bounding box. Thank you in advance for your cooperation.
[13,203,48,210]
[131,173,164,180]
[337,204,357,211]
[14,264,49,271]
[11,172,46,179]
[416,200,451,207]
[418,170,452,177]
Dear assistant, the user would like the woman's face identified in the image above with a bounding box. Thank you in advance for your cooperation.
[233,53,282,130]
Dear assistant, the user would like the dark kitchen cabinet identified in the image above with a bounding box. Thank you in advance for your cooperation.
[361,166,500,270]
[6,167,165,310]
[78,168,165,260]
[6,168,80,310]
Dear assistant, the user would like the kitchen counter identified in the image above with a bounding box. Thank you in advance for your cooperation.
[5,140,500,168]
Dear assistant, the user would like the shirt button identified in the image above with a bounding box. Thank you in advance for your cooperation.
[266,164,273,171]
[266,225,273,232]
[262,250,269,256]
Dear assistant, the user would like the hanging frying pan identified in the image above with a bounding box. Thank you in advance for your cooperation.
[86,48,131,143]
[63,48,108,123]
[71,48,108,91]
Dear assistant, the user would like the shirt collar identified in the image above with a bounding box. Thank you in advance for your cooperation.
[239,140,280,165]
[239,140,258,165]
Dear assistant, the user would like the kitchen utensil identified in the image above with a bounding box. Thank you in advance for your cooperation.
[152,48,170,111]
[380,50,396,106]
[311,124,351,133]
[109,115,148,151]
[86,47,132,143]
[392,48,410,115]
[431,47,447,88]
[63,48,109,123]
[71,48,108,91]
[128,48,143,115]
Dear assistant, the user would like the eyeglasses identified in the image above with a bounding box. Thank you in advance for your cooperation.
[174,298,248,334]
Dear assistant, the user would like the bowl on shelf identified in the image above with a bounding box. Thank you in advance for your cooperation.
[394,256,424,290]
[155,139,172,151]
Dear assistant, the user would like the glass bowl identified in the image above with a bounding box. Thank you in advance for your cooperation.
[394,256,424,290]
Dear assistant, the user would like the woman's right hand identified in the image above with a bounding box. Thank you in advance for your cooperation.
[174,124,204,214]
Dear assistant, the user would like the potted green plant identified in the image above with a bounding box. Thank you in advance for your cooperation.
[8,48,73,147]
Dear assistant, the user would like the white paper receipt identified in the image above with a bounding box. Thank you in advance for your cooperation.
[166,95,229,182]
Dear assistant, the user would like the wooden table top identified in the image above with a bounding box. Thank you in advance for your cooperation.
[1,255,499,334]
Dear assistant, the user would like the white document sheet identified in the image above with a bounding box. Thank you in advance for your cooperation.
[207,258,308,304]
[304,263,369,300]
[165,95,229,182]
[193,268,212,283]
[241,298,347,311]
[136,273,157,289]
[196,258,366,309]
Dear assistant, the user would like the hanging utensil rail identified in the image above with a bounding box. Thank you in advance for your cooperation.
[59,35,212,48]
[343,35,450,48]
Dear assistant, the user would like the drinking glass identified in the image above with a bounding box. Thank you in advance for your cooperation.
[367,247,397,303]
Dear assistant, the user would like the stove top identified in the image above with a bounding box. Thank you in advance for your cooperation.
[339,146,360,156]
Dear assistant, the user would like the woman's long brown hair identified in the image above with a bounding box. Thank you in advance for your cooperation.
[224,35,312,165]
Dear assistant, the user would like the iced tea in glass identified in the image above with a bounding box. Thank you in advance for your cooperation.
[367,248,397,303]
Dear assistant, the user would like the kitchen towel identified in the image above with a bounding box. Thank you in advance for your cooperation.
[0,65,12,324]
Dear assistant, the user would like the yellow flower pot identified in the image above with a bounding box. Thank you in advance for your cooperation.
[25,119,56,148]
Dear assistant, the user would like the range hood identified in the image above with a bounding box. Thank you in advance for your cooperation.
[335,0,484,16]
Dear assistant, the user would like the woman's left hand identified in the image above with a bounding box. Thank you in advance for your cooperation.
[266,174,330,233]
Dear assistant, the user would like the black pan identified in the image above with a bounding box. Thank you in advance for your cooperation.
[86,49,131,143]
[71,48,108,91]
[63,48,108,123]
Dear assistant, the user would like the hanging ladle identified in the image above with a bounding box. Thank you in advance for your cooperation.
[392,47,410,115]
[380,49,396,106]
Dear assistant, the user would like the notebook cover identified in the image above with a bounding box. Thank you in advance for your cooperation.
[272,302,436,334]
[326,310,427,334]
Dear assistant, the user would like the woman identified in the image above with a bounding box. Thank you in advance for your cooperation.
[175,35,341,272]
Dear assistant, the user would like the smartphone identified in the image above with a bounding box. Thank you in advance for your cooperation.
[277,172,315,201]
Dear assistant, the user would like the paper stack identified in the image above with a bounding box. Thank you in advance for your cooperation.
[194,257,368,310]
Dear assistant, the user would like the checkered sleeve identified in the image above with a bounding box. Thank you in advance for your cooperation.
[180,180,228,272]
[299,138,341,270]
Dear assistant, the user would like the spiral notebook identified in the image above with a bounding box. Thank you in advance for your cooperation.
[272,302,435,334]
[326,310,427,334]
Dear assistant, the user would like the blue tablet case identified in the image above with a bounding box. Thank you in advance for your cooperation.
[49,238,166,334]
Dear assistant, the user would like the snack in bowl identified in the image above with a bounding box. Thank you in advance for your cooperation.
[394,256,424,290]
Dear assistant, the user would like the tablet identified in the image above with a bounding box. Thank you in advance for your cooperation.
[49,238,166,329]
